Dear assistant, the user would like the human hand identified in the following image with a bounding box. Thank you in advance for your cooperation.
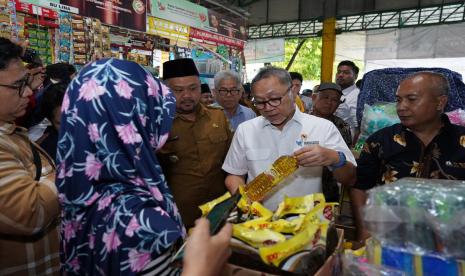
[294,145,339,167]
[182,218,232,276]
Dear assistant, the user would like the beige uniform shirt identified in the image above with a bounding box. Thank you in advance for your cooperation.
[158,104,232,228]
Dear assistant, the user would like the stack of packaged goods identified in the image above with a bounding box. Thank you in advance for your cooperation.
[58,12,72,63]
[71,16,86,65]
[344,178,465,276]
[90,18,103,59]
[199,156,343,275]
[27,25,53,64]
[101,26,111,58]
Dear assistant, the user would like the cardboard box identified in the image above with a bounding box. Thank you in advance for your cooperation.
[225,228,344,276]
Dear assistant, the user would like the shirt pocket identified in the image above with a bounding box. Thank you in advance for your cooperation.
[208,132,228,143]
[246,149,270,161]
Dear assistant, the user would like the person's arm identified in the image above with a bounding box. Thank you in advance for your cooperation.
[332,157,356,187]
[182,218,232,276]
[225,174,246,194]
[0,147,59,235]
[350,188,370,241]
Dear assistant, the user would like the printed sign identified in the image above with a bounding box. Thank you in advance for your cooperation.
[147,17,189,42]
[150,0,246,41]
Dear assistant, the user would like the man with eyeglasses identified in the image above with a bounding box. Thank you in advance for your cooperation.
[0,38,60,275]
[158,58,232,228]
[222,67,356,210]
[213,70,255,130]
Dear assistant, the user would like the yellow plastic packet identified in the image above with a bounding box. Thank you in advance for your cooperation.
[273,194,315,219]
[242,217,273,230]
[237,196,250,213]
[233,224,286,248]
[270,215,305,234]
[313,193,326,206]
[250,201,273,220]
[198,192,231,216]
[299,203,339,231]
[259,223,319,266]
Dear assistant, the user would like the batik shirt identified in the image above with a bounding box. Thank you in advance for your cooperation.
[355,115,465,190]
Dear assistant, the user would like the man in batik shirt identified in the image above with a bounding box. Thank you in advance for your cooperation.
[352,71,465,241]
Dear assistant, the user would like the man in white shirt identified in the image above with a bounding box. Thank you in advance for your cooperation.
[222,67,356,209]
[335,60,360,144]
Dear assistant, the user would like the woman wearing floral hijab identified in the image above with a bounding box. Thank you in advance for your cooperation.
[56,59,231,275]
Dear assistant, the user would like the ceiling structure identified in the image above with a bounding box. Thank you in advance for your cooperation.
[191,0,465,39]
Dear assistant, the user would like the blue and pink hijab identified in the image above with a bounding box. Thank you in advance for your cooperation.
[56,58,184,274]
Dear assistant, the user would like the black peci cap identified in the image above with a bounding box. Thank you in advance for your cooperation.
[201,83,211,94]
[162,58,200,80]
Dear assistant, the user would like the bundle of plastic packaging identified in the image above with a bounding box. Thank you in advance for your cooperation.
[364,178,465,261]
[354,102,400,154]
[446,108,465,127]
[343,252,406,276]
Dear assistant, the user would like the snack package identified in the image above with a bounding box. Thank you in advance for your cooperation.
[242,217,273,230]
[237,186,250,214]
[250,201,273,220]
[233,224,286,248]
[270,216,305,234]
[273,194,315,219]
[259,223,319,266]
[300,203,339,231]
[198,192,231,216]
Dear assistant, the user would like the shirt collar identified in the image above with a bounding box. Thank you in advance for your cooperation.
[342,84,357,95]
[233,105,245,116]
[0,122,26,135]
[401,114,455,135]
[261,105,303,129]
[175,104,210,120]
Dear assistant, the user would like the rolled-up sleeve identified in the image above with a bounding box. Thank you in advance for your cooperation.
[222,124,248,176]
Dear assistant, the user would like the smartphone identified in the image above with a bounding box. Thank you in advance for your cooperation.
[171,193,241,264]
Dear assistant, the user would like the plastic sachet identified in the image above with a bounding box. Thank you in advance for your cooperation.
[364,177,465,259]
[446,108,465,126]
[354,102,400,153]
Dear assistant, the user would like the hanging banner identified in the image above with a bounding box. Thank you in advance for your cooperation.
[190,27,244,49]
[59,0,147,32]
[15,0,58,19]
[149,0,246,41]
[147,17,189,42]
[244,38,285,63]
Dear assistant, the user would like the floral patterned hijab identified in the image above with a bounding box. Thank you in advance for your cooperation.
[56,58,184,274]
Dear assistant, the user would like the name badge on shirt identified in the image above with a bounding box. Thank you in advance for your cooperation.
[296,133,319,147]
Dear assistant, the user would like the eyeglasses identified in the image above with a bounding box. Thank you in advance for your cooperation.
[252,85,292,110]
[0,74,32,97]
[217,88,241,96]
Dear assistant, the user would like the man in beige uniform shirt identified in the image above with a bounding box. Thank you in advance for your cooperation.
[158,58,232,228]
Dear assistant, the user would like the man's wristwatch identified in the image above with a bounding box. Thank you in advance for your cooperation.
[328,151,346,171]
